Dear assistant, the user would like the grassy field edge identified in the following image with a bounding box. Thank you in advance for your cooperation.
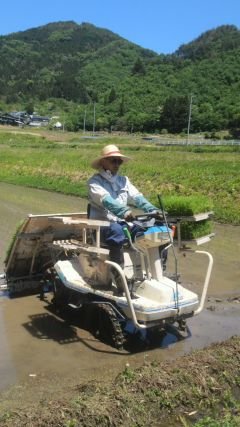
[0,336,239,427]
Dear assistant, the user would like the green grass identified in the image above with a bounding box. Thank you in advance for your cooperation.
[193,409,240,427]
[0,131,239,224]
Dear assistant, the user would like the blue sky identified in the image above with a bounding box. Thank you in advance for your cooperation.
[1,0,239,54]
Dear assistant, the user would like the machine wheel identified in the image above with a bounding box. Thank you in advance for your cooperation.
[165,319,190,340]
[88,303,126,349]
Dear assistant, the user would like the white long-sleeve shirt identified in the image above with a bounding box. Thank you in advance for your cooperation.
[88,169,157,221]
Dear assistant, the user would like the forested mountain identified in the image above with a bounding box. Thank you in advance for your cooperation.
[0,21,239,135]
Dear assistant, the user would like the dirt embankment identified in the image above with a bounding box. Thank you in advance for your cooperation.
[0,336,239,427]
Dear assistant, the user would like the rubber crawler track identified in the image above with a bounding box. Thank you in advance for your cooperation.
[90,303,126,349]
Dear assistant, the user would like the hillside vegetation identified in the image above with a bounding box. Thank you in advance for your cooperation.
[0,22,240,135]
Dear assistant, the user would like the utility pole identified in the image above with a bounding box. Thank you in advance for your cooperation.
[187,94,193,144]
[92,103,96,134]
[83,108,86,133]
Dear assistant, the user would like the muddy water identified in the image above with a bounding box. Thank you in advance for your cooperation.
[0,182,239,392]
[168,222,240,298]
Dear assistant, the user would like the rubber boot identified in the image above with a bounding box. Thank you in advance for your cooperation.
[159,244,168,271]
[109,246,124,266]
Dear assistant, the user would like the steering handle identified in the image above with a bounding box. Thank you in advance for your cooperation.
[134,212,165,221]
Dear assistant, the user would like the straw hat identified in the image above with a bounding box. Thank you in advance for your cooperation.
[91,144,131,169]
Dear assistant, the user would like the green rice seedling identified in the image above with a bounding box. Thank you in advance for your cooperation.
[4,220,25,265]
[177,220,213,240]
[163,195,214,216]
[160,195,214,240]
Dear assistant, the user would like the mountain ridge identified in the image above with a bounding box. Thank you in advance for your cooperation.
[0,21,239,135]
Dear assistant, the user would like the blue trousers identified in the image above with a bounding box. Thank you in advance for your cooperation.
[101,222,144,265]
[101,222,127,266]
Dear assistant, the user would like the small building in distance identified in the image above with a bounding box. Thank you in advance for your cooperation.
[29,114,50,127]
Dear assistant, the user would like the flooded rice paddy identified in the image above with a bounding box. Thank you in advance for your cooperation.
[0,182,239,392]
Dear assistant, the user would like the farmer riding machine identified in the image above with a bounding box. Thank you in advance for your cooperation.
[2,202,214,349]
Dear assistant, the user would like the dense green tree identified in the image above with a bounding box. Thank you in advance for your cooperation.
[24,102,35,114]
[159,96,189,133]
[229,114,240,138]
[131,57,146,75]
[119,95,126,116]
[0,22,239,134]
[108,87,117,103]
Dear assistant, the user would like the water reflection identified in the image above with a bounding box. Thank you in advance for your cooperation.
[0,305,16,389]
